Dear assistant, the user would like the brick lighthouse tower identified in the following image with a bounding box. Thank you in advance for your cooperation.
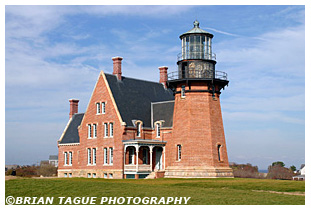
[165,20,233,178]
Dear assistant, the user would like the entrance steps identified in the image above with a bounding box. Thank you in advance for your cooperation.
[145,171,165,179]
[145,172,156,179]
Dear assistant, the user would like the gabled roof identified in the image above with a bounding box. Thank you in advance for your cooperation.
[152,100,175,128]
[59,113,84,144]
[105,73,174,128]
[49,155,58,160]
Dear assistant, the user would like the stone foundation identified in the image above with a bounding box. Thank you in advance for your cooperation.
[57,169,123,179]
[164,166,233,178]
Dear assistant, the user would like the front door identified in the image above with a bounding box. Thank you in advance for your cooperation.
[155,147,162,170]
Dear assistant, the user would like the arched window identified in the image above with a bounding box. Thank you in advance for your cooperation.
[64,152,68,165]
[96,103,100,114]
[136,122,141,137]
[217,144,222,161]
[69,152,72,165]
[88,124,92,138]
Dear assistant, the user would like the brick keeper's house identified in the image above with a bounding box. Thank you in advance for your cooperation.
[57,21,234,179]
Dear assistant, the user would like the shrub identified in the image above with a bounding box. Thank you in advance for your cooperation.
[230,163,265,179]
[267,165,294,180]
[15,165,40,177]
[38,164,58,177]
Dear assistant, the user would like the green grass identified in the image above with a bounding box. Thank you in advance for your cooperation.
[5,178,305,205]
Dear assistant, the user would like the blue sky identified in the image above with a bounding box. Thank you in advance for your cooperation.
[4,5,306,170]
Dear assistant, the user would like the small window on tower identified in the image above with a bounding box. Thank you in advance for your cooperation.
[181,85,186,98]
[217,144,222,161]
[177,145,182,161]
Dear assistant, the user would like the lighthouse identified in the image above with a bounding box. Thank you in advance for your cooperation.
[164,20,233,178]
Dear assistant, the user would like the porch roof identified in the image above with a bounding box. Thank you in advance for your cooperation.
[122,139,167,146]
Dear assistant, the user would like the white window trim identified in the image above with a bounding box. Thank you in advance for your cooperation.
[64,152,68,166]
[136,122,141,137]
[104,123,108,138]
[93,124,97,138]
[88,124,92,139]
[102,102,106,114]
[96,102,100,114]
[92,148,96,165]
[109,147,113,165]
[87,148,91,165]
[69,152,72,166]
[104,148,108,165]
[109,123,113,137]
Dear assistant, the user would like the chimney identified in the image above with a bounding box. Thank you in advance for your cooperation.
[158,66,168,88]
[69,99,79,119]
[112,56,123,80]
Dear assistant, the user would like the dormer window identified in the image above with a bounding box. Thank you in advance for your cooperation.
[136,122,141,137]
[156,123,161,138]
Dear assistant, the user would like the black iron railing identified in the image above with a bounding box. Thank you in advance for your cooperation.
[167,70,227,81]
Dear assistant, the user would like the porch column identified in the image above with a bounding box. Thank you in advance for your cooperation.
[123,145,127,168]
[135,145,139,172]
[163,146,165,170]
[149,146,154,171]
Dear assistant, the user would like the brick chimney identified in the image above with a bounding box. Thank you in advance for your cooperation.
[69,99,79,119]
[112,56,123,80]
[158,66,168,88]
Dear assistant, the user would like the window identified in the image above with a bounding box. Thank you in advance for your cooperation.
[217,145,222,161]
[156,123,161,138]
[104,173,107,178]
[93,124,97,138]
[104,148,108,165]
[92,148,96,165]
[177,145,182,161]
[102,102,106,114]
[104,123,108,137]
[129,147,134,164]
[87,148,91,165]
[109,123,114,137]
[109,148,113,165]
[96,103,100,114]
[88,124,92,138]
[181,85,186,98]
[69,152,72,165]
[69,173,72,178]
[87,173,91,178]
[64,173,67,177]
[64,152,68,165]
[93,173,96,178]
[136,122,141,137]
[109,173,113,178]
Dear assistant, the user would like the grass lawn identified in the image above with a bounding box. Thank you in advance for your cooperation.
[5,177,305,205]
